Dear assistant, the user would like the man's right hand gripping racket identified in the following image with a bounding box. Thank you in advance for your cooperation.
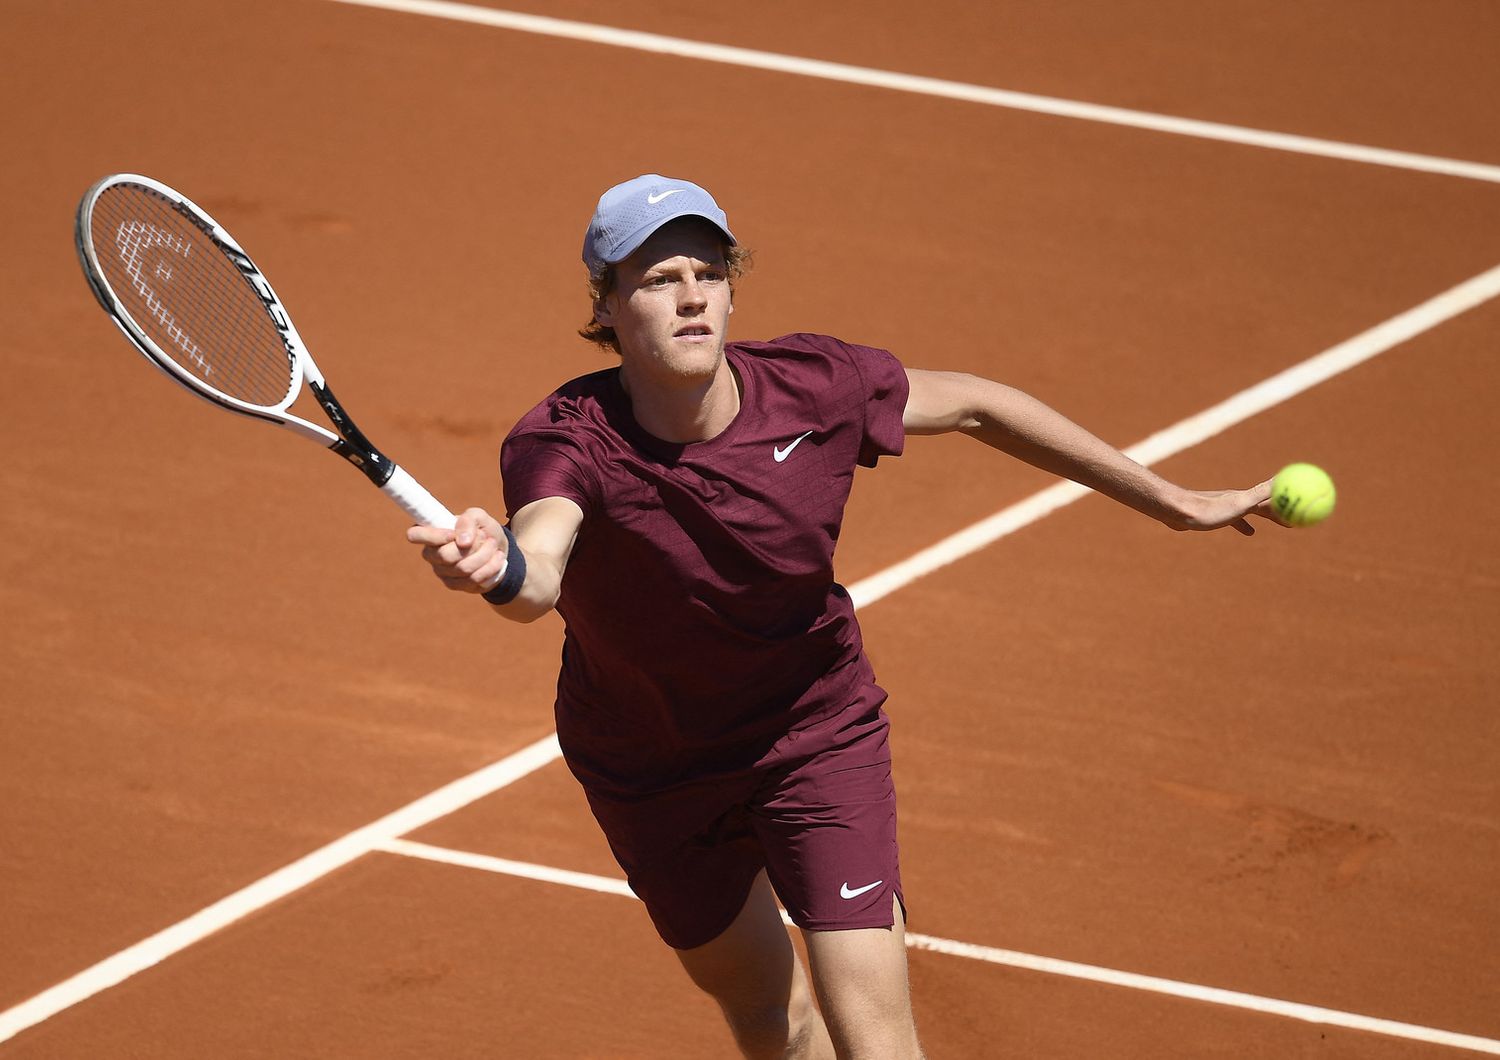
[76,173,455,529]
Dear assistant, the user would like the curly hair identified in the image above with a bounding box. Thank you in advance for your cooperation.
[578,242,753,355]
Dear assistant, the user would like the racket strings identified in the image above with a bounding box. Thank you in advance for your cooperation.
[89,184,297,408]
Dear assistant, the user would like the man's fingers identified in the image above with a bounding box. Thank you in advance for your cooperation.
[455,507,501,550]
[455,536,499,576]
[420,535,492,569]
[1247,479,1277,521]
[476,554,509,591]
[408,525,457,546]
[410,506,510,594]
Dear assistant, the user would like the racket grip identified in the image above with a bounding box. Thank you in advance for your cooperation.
[382,465,456,529]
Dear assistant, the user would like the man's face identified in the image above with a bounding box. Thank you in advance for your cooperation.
[594,219,734,385]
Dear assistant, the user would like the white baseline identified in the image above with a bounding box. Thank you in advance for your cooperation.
[323,0,1500,185]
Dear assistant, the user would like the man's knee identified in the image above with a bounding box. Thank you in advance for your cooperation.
[803,902,922,1058]
[674,872,834,1057]
[715,982,818,1053]
[684,954,827,1059]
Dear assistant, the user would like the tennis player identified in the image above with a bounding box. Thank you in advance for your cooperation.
[408,174,1275,1058]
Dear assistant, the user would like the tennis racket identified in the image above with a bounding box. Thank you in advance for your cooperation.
[75,173,455,529]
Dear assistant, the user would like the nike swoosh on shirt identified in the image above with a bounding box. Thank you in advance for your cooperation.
[773,431,814,463]
[840,880,883,900]
[647,189,684,204]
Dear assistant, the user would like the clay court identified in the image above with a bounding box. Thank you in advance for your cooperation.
[2,1,1497,1056]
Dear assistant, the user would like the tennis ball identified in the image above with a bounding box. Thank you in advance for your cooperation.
[1271,463,1336,527]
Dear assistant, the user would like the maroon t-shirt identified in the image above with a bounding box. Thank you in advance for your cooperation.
[501,333,909,793]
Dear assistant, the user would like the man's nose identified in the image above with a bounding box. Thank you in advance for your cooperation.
[678,277,707,311]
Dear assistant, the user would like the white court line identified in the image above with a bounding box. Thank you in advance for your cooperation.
[905,938,1500,1056]
[851,261,1500,608]
[380,837,639,899]
[6,264,1500,1045]
[0,735,563,1044]
[381,838,1500,1056]
[322,0,1500,185]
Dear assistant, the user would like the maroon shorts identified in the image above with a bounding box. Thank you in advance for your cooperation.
[581,703,903,950]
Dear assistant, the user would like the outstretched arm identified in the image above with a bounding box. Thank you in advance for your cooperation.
[406,495,584,621]
[902,368,1274,535]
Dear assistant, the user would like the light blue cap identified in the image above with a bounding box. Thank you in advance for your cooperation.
[582,174,735,273]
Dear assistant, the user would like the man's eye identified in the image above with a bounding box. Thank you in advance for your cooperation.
[648,275,672,286]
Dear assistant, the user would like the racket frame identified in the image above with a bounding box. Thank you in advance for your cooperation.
[76,174,454,527]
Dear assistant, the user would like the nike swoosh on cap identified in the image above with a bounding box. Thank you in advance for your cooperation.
[647,189,684,204]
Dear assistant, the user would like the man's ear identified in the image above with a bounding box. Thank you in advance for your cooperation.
[593,294,616,328]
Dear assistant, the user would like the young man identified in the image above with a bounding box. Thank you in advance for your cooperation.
[409,174,1275,1058]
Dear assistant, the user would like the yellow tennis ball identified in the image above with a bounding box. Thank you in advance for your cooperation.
[1271,463,1336,527]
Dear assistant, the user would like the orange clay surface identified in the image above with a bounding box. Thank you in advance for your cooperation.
[2,2,1498,1056]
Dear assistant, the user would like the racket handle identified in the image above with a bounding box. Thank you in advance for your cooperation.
[382,465,456,529]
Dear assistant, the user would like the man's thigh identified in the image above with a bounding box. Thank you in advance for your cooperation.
[584,773,767,950]
[753,707,904,934]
